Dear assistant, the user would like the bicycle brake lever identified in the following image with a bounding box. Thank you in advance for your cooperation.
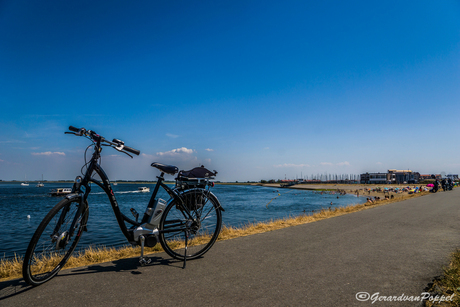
[113,146,133,159]
[65,132,77,135]
[123,151,133,159]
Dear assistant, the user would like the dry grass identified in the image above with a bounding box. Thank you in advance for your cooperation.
[0,190,430,283]
[425,249,460,306]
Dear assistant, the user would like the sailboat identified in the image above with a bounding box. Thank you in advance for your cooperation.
[21,174,29,186]
[36,174,44,187]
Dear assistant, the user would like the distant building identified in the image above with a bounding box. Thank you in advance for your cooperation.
[387,169,420,184]
[360,169,421,184]
[360,172,387,184]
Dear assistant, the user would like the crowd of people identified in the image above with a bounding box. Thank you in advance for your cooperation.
[430,178,456,193]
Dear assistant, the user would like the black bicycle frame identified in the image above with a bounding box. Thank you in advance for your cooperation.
[69,143,196,243]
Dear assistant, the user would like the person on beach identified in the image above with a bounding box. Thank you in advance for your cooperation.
[431,180,439,193]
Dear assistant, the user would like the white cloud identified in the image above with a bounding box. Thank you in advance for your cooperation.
[376,162,383,165]
[166,133,179,138]
[156,147,195,156]
[205,148,214,152]
[31,152,65,156]
[321,161,350,166]
[274,163,310,168]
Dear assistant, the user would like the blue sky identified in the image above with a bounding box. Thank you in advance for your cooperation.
[1,0,459,182]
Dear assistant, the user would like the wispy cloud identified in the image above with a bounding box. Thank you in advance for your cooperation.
[321,161,350,166]
[205,148,214,152]
[156,147,194,156]
[166,133,179,138]
[274,163,310,168]
[31,152,66,156]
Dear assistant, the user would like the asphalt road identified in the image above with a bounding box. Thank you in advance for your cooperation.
[1,189,459,306]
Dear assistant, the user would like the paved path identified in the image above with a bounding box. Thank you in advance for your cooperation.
[1,189,459,306]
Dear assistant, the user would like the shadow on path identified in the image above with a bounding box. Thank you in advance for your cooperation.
[0,254,182,301]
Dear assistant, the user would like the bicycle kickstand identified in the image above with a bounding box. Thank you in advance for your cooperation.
[183,231,188,269]
[139,235,151,266]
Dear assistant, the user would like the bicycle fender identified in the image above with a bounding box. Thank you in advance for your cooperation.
[65,193,82,201]
[209,190,225,212]
[65,193,89,232]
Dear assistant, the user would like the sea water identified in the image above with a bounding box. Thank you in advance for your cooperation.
[0,183,365,259]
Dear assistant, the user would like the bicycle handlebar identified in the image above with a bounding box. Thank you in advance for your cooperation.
[67,126,140,156]
[69,126,80,133]
[122,145,140,156]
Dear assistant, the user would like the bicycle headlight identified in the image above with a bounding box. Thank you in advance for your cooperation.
[74,176,82,190]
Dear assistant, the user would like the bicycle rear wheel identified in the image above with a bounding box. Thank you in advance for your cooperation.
[22,198,88,286]
[159,189,222,260]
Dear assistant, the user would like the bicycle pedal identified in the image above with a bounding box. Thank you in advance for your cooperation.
[139,257,151,266]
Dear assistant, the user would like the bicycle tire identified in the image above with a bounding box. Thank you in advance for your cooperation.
[22,197,88,286]
[159,188,222,260]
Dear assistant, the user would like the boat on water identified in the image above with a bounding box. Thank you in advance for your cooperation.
[21,174,29,186]
[138,187,150,193]
[36,174,44,187]
[48,188,72,196]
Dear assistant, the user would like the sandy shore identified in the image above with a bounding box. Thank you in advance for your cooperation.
[257,183,426,199]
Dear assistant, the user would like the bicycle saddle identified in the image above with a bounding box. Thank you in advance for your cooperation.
[151,162,179,175]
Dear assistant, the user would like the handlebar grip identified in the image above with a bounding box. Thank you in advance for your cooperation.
[69,126,80,132]
[123,146,140,156]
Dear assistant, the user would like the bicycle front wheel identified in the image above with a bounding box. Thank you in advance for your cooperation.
[22,197,88,286]
[159,189,222,260]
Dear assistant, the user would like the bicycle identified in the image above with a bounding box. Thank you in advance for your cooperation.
[22,126,224,286]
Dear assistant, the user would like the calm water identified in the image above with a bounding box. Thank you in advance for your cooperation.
[0,182,365,259]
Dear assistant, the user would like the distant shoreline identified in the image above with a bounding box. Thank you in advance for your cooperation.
[256,182,434,199]
[0,180,445,199]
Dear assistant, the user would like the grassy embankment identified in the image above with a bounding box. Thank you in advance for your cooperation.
[0,187,431,283]
[424,249,460,306]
